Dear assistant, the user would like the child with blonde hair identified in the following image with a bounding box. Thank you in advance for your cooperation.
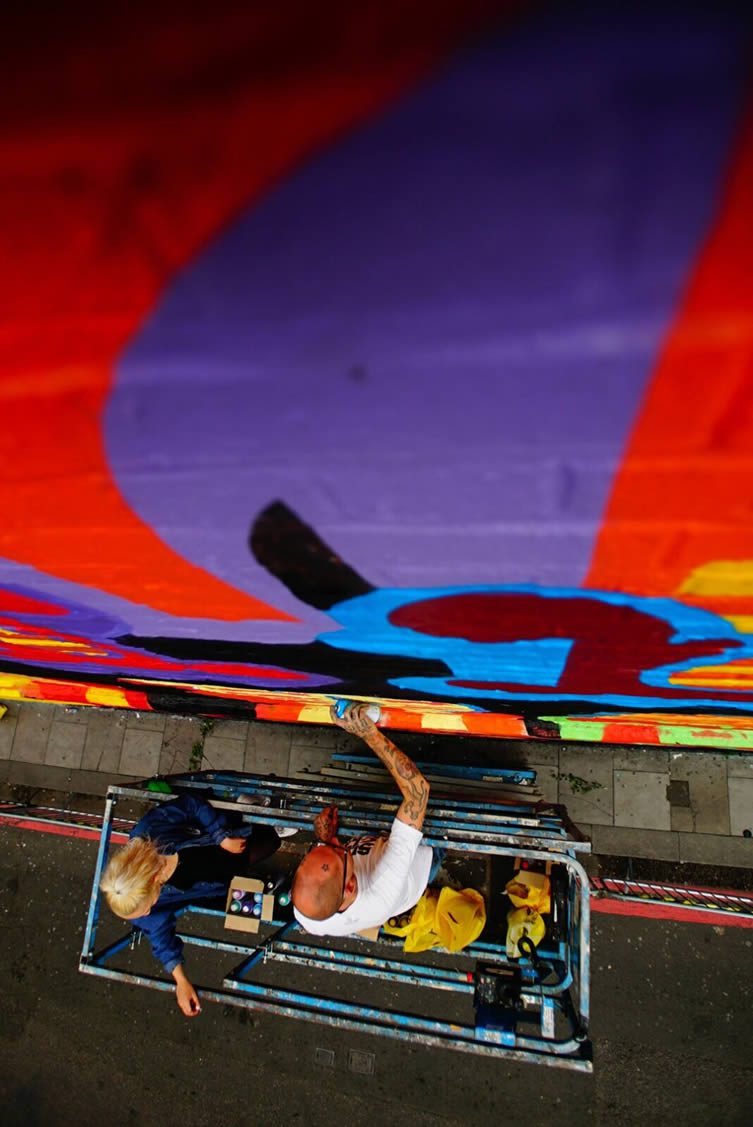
[101,792,281,1016]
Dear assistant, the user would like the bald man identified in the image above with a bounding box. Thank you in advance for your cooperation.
[292,703,433,937]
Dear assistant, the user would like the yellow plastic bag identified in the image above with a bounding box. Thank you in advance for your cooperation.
[505,870,551,914]
[505,906,546,959]
[382,888,436,940]
[403,889,443,953]
[383,888,487,953]
[435,887,487,953]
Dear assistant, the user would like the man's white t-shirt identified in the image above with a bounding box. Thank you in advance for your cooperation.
[294,818,433,937]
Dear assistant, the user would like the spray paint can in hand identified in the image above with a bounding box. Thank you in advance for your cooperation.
[334,699,381,723]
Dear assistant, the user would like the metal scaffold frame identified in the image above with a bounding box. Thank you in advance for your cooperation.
[77,768,592,1070]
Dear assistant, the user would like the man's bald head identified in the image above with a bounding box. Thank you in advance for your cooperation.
[292,845,346,920]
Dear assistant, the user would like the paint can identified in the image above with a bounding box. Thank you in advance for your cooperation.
[334,699,381,723]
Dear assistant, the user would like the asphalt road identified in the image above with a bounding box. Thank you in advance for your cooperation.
[1,826,751,1127]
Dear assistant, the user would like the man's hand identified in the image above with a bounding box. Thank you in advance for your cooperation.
[330,702,376,738]
[314,805,339,842]
[331,702,429,831]
[172,966,201,1017]
[220,836,246,853]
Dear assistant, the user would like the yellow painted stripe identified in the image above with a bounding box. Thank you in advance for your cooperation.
[723,614,753,633]
[679,559,753,596]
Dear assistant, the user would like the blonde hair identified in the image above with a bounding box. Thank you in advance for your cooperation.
[100,837,163,918]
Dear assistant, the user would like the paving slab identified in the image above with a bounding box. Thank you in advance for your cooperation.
[245,723,292,777]
[503,741,560,768]
[669,752,730,835]
[670,805,695,833]
[206,718,249,742]
[288,722,349,779]
[0,703,19,760]
[11,704,53,764]
[159,716,203,775]
[201,734,245,772]
[727,753,753,779]
[289,742,338,778]
[82,710,127,773]
[526,763,558,803]
[678,831,753,868]
[728,776,753,837]
[612,747,670,772]
[54,706,89,725]
[614,770,671,830]
[558,746,614,825]
[125,711,167,733]
[45,718,87,769]
[119,728,162,777]
[289,725,345,752]
[590,825,680,862]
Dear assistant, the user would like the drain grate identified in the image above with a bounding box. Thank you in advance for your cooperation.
[314,1048,335,1068]
[347,1049,375,1076]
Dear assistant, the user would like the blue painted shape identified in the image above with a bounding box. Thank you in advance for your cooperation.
[320,584,753,710]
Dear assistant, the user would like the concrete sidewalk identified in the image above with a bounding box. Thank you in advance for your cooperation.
[1,699,752,870]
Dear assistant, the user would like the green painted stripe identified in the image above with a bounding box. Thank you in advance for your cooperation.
[539,714,753,750]
[656,724,753,750]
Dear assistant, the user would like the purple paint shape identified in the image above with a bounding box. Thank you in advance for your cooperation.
[0,578,333,685]
[109,4,753,633]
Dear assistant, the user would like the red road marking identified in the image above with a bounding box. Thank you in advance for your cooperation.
[590,895,753,928]
[0,815,129,844]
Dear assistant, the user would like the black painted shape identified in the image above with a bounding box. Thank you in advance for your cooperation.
[249,500,373,611]
[1,649,743,723]
[526,719,561,739]
[114,635,448,695]
[141,687,258,718]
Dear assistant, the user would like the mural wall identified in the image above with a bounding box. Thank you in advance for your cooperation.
[2,1,753,748]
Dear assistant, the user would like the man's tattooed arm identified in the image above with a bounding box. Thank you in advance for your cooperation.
[331,702,430,829]
[363,730,430,831]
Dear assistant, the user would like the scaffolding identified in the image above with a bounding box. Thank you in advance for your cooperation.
[79,766,592,1071]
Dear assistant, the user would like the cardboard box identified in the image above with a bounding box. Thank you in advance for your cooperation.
[357,926,381,941]
[224,876,275,933]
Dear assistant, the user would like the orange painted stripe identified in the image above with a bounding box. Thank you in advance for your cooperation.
[586,95,753,597]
